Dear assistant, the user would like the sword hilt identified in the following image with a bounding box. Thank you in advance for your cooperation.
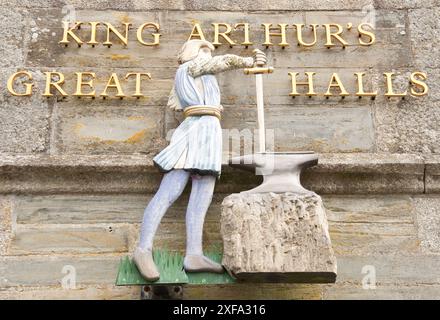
[243,66,274,75]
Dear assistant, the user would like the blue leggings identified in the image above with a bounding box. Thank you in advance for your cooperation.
[138,169,216,256]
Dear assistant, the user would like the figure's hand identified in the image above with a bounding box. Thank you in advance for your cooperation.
[253,49,267,67]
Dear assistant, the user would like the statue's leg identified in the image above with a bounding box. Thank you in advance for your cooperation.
[134,169,190,281]
[183,174,224,273]
[139,169,190,249]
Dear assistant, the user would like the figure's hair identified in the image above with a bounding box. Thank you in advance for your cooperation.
[177,39,215,64]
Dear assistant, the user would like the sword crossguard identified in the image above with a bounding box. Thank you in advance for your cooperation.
[243,66,274,75]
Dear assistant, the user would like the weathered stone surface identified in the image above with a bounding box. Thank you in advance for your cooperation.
[0,282,324,300]
[14,194,223,224]
[0,21,50,153]
[5,0,437,10]
[412,196,440,253]
[10,193,422,257]
[3,254,440,289]
[0,283,322,300]
[409,68,440,103]
[10,197,221,255]
[0,255,323,299]
[305,153,425,194]
[0,197,13,255]
[0,153,427,194]
[375,1,438,9]
[9,225,134,255]
[0,8,27,67]
[307,170,423,195]
[184,283,322,300]
[0,256,121,288]
[323,283,440,300]
[0,0,395,12]
[221,192,337,282]
[5,192,425,258]
[310,153,425,174]
[151,221,221,252]
[0,285,139,300]
[425,155,440,193]
[0,155,162,194]
[212,106,375,153]
[324,195,419,255]
[374,98,440,154]
[336,255,440,285]
[0,69,50,154]
[53,104,164,155]
[14,194,149,224]
[364,7,440,154]
[372,66,440,153]
[409,7,440,68]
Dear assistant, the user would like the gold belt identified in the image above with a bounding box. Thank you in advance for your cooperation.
[183,105,222,120]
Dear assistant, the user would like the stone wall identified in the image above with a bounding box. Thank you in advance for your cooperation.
[0,0,439,299]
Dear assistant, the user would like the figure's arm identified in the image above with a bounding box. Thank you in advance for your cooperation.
[188,54,254,77]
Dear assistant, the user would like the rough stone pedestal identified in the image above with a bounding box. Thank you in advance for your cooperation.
[221,192,337,283]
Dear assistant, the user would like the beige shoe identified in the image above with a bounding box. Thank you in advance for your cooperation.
[133,247,160,281]
[183,254,224,273]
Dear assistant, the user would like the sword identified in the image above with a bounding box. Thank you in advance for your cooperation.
[244,53,274,153]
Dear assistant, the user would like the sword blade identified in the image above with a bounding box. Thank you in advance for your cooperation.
[255,73,266,153]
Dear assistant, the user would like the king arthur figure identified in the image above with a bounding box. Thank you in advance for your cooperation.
[134,39,267,281]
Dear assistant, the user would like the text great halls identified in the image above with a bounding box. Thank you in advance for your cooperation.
[5,21,429,99]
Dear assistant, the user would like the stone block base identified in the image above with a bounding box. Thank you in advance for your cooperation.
[221,192,337,283]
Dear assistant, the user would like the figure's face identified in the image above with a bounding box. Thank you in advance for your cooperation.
[198,45,212,58]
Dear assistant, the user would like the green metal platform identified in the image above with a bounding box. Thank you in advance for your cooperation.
[115,249,236,286]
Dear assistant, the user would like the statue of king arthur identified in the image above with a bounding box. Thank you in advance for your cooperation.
[134,39,267,281]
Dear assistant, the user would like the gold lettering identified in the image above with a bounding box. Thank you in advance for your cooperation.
[288,72,317,96]
[59,21,83,45]
[137,22,161,46]
[212,23,236,46]
[323,24,348,47]
[354,72,377,96]
[262,23,289,47]
[73,72,96,97]
[358,23,376,46]
[188,23,206,41]
[7,71,33,96]
[294,24,318,47]
[103,22,131,46]
[125,72,152,97]
[384,72,407,97]
[234,23,253,46]
[325,73,349,96]
[87,22,100,45]
[410,72,428,96]
[101,73,125,97]
[43,72,68,97]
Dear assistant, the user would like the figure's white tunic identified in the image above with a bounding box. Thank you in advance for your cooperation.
[153,55,254,177]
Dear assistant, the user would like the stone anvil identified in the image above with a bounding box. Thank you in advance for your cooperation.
[221,152,337,283]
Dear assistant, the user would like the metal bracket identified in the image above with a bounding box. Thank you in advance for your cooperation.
[140,285,183,300]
